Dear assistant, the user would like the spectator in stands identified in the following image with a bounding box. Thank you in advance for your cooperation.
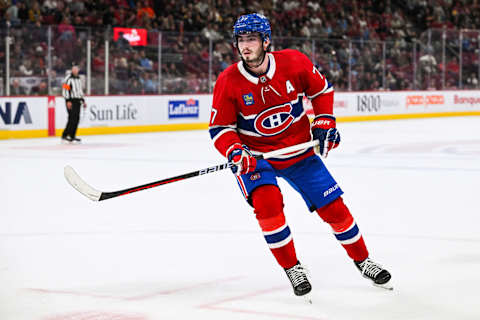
[129,78,143,94]
[53,56,67,75]
[70,0,85,14]
[137,0,155,22]
[103,6,115,26]
[32,80,48,95]
[6,2,20,26]
[11,79,27,96]
[202,23,222,41]
[418,48,438,89]
[140,72,156,93]
[466,72,479,89]
[57,16,76,41]
[115,32,131,51]
[219,54,232,71]
[17,1,29,22]
[165,62,182,77]
[188,35,204,54]
[73,15,87,29]
[114,57,129,93]
[42,0,58,14]
[1,11,12,28]
[139,50,153,71]
[386,71,398,90]
[28,1,42,23]
[114,7,128,26]
[19,60,34,76]
[32,46,46,76]
[193,0,208,16]
[328,62,343,86]
[49,69,63,95]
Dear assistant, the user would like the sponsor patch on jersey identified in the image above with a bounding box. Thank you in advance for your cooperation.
[242,93,255,106]
[250,173,261,181]
[168,98,199,118]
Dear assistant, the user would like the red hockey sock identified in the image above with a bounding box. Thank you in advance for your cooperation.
[252,185,298,269]
[316,197,369,262]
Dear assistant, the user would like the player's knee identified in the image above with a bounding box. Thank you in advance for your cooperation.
[316,197,354,232]
[251,185,284,220]
[251,185,286,231]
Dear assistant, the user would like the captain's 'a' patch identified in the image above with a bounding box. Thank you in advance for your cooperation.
[286,80,295,94]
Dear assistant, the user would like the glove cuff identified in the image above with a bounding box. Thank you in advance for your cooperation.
[312,114,336,129]
[226,143,245,161]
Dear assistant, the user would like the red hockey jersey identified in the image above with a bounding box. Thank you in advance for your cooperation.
[209,49,334,169]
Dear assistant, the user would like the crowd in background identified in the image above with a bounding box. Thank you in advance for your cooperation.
[1,0,480,95]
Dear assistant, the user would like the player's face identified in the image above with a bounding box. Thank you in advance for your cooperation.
[237,33,267,66]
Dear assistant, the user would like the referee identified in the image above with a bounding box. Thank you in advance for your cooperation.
[62,64,86,143]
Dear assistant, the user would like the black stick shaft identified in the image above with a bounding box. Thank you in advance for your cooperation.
[89,140,316,201]
[98,161,237,200]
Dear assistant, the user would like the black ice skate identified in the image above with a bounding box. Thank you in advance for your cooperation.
[355,257,393,290]
[71,137,82,143]
[61,136,73,143]
[285,261,312,297]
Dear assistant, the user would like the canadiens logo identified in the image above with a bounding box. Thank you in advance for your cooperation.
[254,104,295,136]
[250,173,261,181]
[243,93,255,106]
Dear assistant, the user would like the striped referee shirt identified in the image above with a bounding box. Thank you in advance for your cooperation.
[62,74,84,101]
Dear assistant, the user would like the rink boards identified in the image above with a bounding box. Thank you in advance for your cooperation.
[1,90,480,139]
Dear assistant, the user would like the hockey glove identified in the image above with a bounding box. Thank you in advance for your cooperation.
[311,115,340,157]
[227,143,257,176]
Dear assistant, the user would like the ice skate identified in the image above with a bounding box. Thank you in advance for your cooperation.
[285,261,312,302]
[355,257,393,290]
[71,137,82,143]
[61,136,73,144]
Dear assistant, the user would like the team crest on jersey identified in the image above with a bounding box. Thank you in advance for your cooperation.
[254,103,294,136]
[242,93,255,106]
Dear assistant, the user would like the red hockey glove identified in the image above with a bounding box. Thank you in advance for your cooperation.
[311,115,341,157]
[227,143,257,176]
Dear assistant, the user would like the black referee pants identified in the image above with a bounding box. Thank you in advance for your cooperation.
[62,99,81,139]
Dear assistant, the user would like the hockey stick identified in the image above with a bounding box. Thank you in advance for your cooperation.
[64,140,319,202]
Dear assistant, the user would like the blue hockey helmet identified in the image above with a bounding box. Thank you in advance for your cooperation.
[233,13,271,43]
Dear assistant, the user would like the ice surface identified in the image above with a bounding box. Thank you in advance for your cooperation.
[1,117,479,320]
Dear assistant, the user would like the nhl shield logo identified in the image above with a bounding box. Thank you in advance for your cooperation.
[260,76,267,83]
[242,93,255,106]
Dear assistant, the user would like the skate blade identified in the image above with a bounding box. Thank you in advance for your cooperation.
[302,293,313,304]
[373,281,393,290]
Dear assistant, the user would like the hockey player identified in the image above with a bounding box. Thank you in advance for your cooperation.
[208,13,392,297]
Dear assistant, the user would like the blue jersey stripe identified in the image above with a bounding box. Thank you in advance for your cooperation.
[209,126,228,139]
[264,226,291,244]
[334,224,359,241]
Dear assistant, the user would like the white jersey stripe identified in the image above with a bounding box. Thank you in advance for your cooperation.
[268,235,293,249]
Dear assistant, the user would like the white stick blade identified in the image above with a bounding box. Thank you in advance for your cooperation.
[64,165,102,201]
